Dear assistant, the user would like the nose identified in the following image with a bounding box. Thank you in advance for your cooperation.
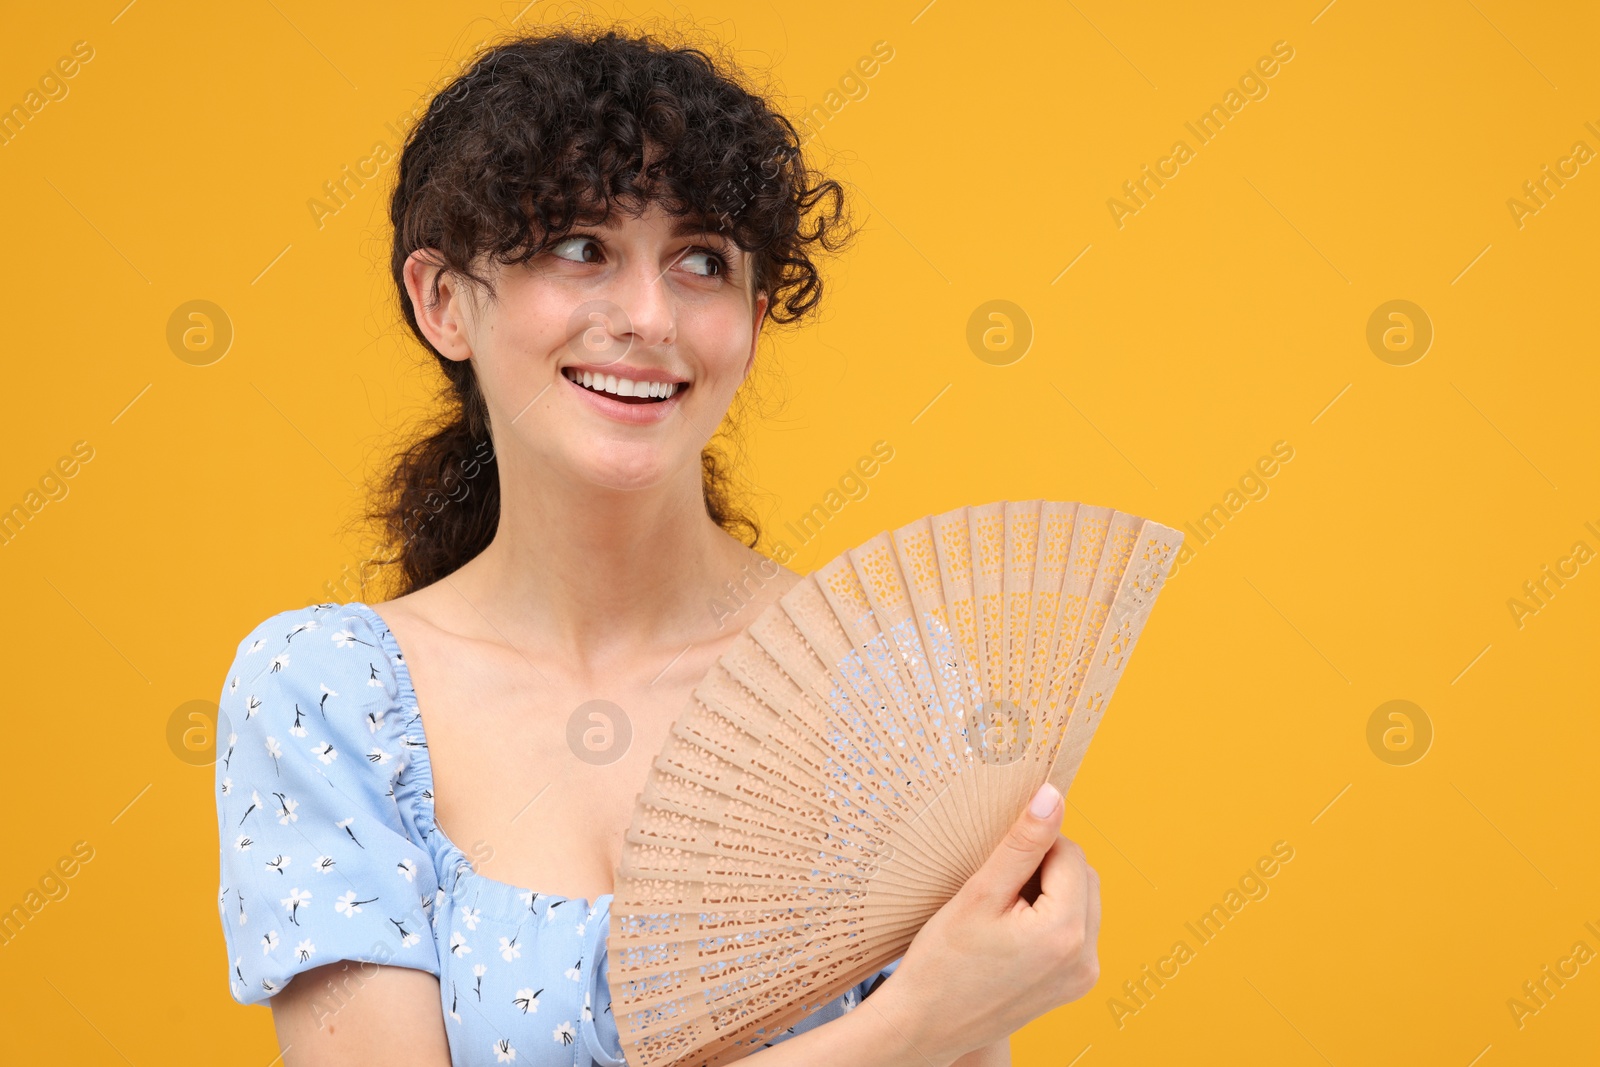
[607,255,677,356]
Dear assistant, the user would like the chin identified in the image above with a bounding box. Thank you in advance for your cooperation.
[568,447,683,494]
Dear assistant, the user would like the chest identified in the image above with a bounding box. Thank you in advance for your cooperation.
[399,626,711,902]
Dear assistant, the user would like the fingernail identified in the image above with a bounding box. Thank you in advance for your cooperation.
[1029,782,1060,819]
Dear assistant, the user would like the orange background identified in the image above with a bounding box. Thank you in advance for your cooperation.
[1,1,1596,1064]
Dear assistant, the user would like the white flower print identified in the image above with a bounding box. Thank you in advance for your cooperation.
[244,696,261,720]
[450,931,472,958]
[499,935,522,963]
[332,629,370,649]
[247,638,265,654]
[553,1021,576,1047]
[396,857,416,883]
[269,652,289,673]
[234,835,252,852]
[261,929,279,954]
[335,890,375,917]
[264,735,282,773]
[564,959,581,982]
[262,977,281,995]
[473,963,487,1002]
[366,664,384,689]
[575,919,586,937]
[458,905,482,931]
[265,854,289,875]
[493,1038,517,1063]
[274,794,298,825]
[312,741,337,764]
[220,777,233,796]
[365,707,386,734]
[392,918,420,948]
[313,855,336,874]
[281,888,311,925]
[513,988,541,1014]
[335,817,362,847]
[289,705,307,737]
[295,939,315,963]
[240,790,263,825]
[367,747,394,767]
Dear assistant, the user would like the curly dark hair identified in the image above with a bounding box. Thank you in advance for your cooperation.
[362,23,856,598]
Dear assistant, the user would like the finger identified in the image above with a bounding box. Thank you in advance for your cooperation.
[1036,831,1089,905]
[1083,864,1102,951]
[965,782,1065,912]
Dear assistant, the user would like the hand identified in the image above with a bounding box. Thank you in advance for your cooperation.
[870,782,1101,1063]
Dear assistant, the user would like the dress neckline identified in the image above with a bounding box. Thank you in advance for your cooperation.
[342,599,615,911]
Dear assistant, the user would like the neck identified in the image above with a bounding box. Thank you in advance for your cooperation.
[444,455,755,667]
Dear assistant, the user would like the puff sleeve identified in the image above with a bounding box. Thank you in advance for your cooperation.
[214,604,442,1005]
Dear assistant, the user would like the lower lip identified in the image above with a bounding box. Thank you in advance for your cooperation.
[563,374,688,425]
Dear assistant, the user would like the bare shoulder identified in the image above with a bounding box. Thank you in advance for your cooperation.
[769,559,805,595]
[740,548,807,610]
[364,583,439,628]
[363,579,472,646]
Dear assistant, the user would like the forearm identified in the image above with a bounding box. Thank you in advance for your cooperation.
[744,993,957,1067]
[951,1039,1012,1066]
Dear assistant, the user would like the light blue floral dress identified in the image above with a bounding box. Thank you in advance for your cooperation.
[215,601,903,1066]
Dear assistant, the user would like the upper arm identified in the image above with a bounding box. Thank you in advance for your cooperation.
[270,961,451,1067]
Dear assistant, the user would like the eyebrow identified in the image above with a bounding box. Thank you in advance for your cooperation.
[669,214,734,240]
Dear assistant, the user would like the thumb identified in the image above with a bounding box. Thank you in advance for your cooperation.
[964,782,1062,911]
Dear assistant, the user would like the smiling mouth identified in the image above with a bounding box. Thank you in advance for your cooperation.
[561,367,688,404]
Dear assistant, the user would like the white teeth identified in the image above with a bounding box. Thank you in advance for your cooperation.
[563,367,679,399]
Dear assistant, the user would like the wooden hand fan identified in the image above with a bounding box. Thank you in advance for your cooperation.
[606,499,1183,1066]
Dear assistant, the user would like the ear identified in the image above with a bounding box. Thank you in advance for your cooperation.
[403,249,478,363]
[743,290,770,379]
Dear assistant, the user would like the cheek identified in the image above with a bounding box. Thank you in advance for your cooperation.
[682,299,755,372]
[480,288,570,367]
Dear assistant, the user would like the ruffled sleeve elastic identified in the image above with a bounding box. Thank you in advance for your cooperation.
[214,603,442,1005]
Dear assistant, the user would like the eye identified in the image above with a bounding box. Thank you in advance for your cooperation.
[549,234,604,264]
[677,246,733,279]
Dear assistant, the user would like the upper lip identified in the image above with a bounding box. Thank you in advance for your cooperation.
[560,361,690,385]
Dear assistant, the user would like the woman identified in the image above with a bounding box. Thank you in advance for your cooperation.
[214,25,1100,1067]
